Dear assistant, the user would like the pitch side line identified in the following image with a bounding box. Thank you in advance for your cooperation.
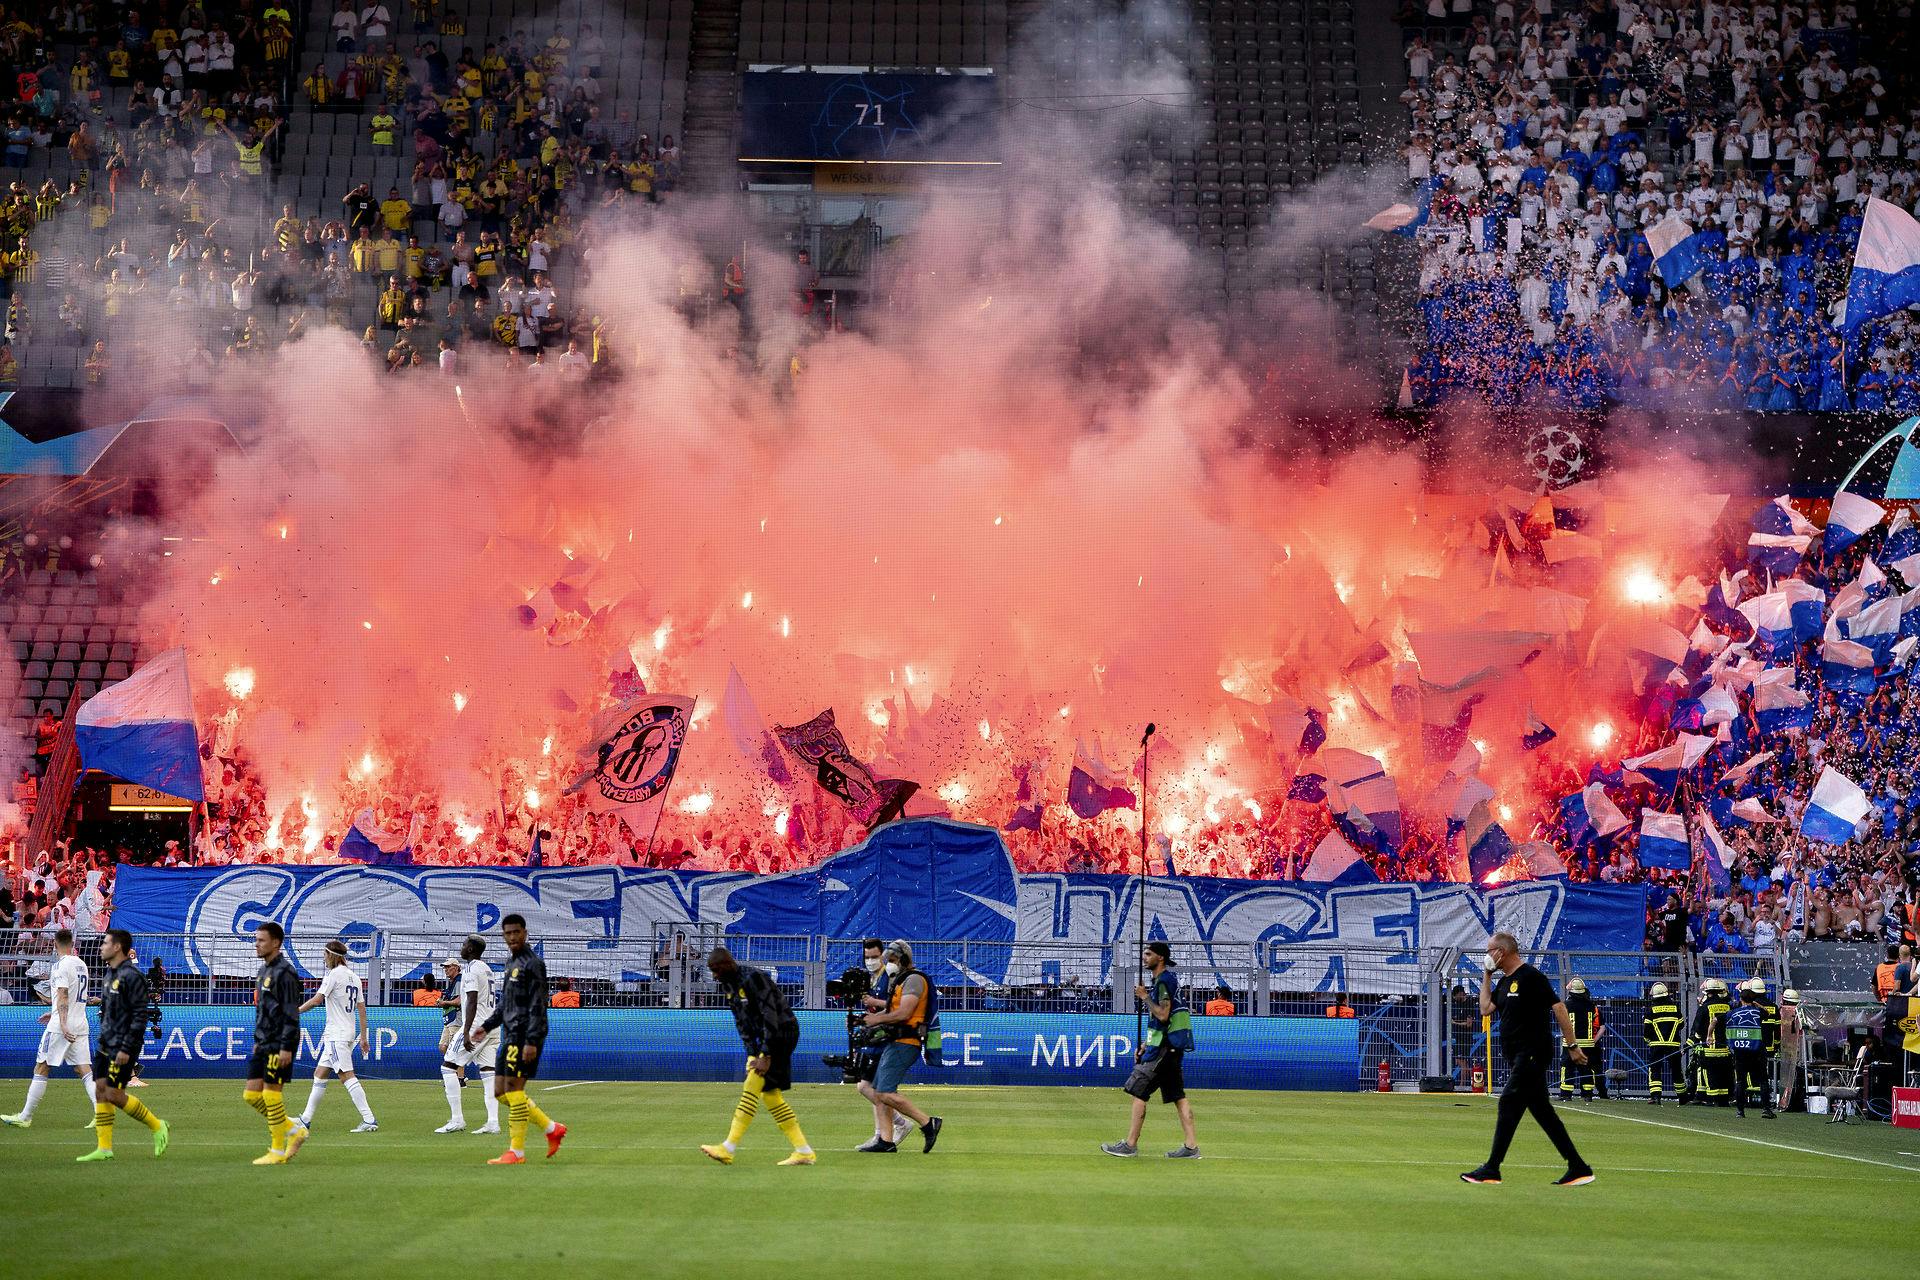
[1571,1106,1920,1174]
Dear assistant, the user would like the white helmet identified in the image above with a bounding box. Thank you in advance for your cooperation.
[1649,982,1669,999]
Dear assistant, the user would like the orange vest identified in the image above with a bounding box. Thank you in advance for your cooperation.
[1876,962,1900,1000]
[551,990,580,1008]
[1325,1005,1355,1018]
[1203,998,1235,1016]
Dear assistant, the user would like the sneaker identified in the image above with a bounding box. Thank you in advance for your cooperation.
[252,1151,288,1166]
[473,1122,500,1135]
[777,1150,816,1166]
[0,1112,29,1128]
[284,1119,309,1160]
[1459,1166,1501,1184]
[1101,1141,1138,1158]
[487,1150,526,1165]
[154,1119,169,1158]
[700,1143,734,1165]
[129,1078,148,1088]
[1761,1110,1777,1119]
[1552,1167,1595,1187]
[351,1121,379,1133]
[434,1121,467,1134]
[855,1136,898,1153]
[1166,1145,1201,1159]
[892,1115,913,1143]
[920,1116,943,1154]
[545,1122,567,1159]
[76,1148,115,1163]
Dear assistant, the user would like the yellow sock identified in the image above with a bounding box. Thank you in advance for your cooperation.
[94,1102,114,1151]
[506,1090,530,1153]
[764,1089,809,1152]
[122,1097,163,1132]
[263,1089,289,1153]
[725,1070,766,1147]
[244,1089,267,1118]
[525,1097,554,1134]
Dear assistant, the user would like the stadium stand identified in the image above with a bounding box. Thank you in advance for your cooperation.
[1390,0,1920,409]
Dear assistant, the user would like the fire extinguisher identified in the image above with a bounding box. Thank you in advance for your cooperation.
[1377,1059,1392,1092]
[1470,1063,1487,1093]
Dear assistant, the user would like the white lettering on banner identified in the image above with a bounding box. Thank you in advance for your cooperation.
[374,1027,398,1058]
[1035,1034,1069,1068]
[961,1032,982,1067]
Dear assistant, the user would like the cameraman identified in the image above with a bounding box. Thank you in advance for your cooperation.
[856,940,944,1153]
[855,937,915,1153]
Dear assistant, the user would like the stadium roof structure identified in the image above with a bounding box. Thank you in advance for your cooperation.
[0,393,244,479]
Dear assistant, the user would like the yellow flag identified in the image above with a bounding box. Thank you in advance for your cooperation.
[1902,996,1920,1055]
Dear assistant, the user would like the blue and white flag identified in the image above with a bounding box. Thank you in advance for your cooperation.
[1300,829,1378,885]
[1829,558,1886,624]
[1885,509,1920,584]
[1717,751,1775,790]
[1521,714,1557,751]
[1519,840,1567,879]
[1800,766,1870,844]
[573,693,696,840]
[1820,637,1878,703]
[1842,594,1902,662]
[1731,797,1782,825]
[1624,734,1712,794]
[1704,568,1750,630]
[340,809,419,865]
[1364,176,1440,237]
[1840,197,1920,335]
[1825,491,1886,555]
[1753,680,1814,733]
[1647,213,1713,287]
[1697,813,1734,893]
[1751,497,1818,539]
[1461,800,1513,883]
[1560,782,1629,846]
[1066,738,1136,820]
[1637,810,1691,871]
[1747,532,1812,577]
[74,646,205,802]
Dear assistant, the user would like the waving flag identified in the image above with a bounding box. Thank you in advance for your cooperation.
[1839,196,1920,334]
[1518,840,1567,879]
[1461,800,1514,883]
[1647,213,1712,286]
[1752,497,1819,538]
[75,647,205,802]
[1300,829,1378,885]
[1754,681,1814,733]
[1703,569,1750,633]
[1521,714,1557,751]
[1820,637,1879,704]
[1265,693,1327,758]
[570,693,696,840]
[1624,734,1713,794]
[1066,738,1136,820]
[1003,755,1049,832]
[340,809,419,866]
[1319,748,1402,850]
[1697,812,1737,885]
[1747,532,1811,576]
[1829,558,1886,623]
[1843,595,1902,662]
[1364,176,1439,236]
[1800,766,1870,844]
[1717,751,1775,790]
[720,666,792,784]
[1731,796,1782,825]
[1826,491,1887,555]
[1560,783,1629,846]
[776,708,918,830]
[1885,509,1920,584]
[1637,810,1690,871]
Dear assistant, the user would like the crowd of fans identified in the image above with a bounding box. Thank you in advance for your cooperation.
[1394,0,1920,410]
[0,0,695,386]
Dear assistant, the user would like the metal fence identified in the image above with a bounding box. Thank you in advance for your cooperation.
[0,929,1799,1094]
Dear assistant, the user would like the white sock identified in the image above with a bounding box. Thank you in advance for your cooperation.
[441,1068,464,1125]
[21,1075,47,1119]
[722,1139,737,1153]
[82,1074,97,1106]
[301,1078,328,1125]
[543,1116,558,1135]
[893,1114,912,1139]
[344,1077,374,1124]
[481,1072,499,1125]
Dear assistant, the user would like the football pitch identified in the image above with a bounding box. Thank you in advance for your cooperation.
[2,1079,1914,1278]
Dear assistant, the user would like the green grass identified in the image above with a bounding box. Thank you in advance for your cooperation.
[2,1078,1916,1278]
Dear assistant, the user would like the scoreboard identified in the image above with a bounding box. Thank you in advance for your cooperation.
[738,70,999,165]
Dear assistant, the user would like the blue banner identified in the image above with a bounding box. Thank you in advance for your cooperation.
[113,819,1646,990]
[0,1007,1359,1091]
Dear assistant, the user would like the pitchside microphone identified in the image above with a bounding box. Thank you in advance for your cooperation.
[1142,722,1156,744]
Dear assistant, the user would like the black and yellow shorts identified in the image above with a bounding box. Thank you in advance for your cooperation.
[92,1051,139,1090]
[245,1047,293,1087]
[496,1039,543,1082]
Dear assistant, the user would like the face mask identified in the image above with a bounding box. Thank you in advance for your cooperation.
[865,957,884,975]
[885,961,901,976]
[1482,951,1500,971]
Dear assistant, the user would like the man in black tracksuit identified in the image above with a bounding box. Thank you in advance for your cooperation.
[702,946,813,1165]
[244,921,305,1163]
[80,929,170,1161]
[474,913,565,1163]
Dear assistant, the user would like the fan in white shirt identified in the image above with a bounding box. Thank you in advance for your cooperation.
[290,939,378,1135]
[2,929,98,1128]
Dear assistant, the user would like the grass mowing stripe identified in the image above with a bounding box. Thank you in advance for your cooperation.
[1570,1105,1920,1174]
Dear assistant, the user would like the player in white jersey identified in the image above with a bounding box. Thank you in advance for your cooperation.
[2,929,99,1128]
[290,939,379,1134]
[437,934,501,1135]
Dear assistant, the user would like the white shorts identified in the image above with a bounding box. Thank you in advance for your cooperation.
[35,1023,91,1069]
[314,1038,357,1074]
[447,1026,499,1068]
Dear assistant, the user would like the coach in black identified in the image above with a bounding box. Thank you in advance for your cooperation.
[1461,931,1595,1187]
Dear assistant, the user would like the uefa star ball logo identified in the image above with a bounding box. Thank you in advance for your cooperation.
[596,704,687,805]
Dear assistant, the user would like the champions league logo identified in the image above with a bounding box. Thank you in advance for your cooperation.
[593,702,687,805]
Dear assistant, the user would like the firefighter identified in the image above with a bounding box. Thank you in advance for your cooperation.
[1559,978,1606,1101]
[1642,982,1683,1105]
[1690,977,1733,1106]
